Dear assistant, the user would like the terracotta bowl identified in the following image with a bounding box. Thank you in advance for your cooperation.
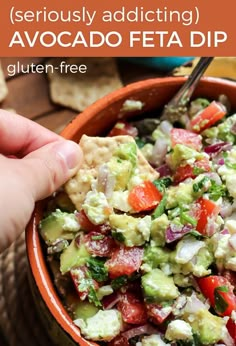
[26,76,236,346]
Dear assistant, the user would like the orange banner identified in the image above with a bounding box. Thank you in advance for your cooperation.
[0,0,235,56]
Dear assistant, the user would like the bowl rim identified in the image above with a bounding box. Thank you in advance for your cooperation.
[26,76,236,346]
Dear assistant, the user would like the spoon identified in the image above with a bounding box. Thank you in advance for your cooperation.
[160,57,214,123]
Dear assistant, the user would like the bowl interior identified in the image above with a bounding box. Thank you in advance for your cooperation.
[26,76,236,346]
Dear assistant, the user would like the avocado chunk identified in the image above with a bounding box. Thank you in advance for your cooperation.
[143,245,170,269]
[115,142,137,169]
[107,157,133,191]
[169,144,203,170]
[74,309,123,341]
[60,239,90,274]
[70,299,99,320]
[54,191,75,212]
[189,309,225,345]
[109,214,151,246]
[150,214,169,246]
[141,268,179,302]
[166,183,195,209]
[39,209,79,245]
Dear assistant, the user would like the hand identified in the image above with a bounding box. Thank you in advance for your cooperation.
[0,110,83,252]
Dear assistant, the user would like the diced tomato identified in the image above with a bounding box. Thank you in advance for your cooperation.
[190,101,226,133]
[128,180,162,212]
[222,270,236,288]
[108,335,129,346]
[118,292,147,324]
[70,266,99,301]
[76,210,111,234]
[193,197,220,235]
[108,121,138,137]
[227,318,236,340]
[84,231,116,257]
[105,246,143,279]
[197,275,236,316]
[76,210,96,231]
[173,158,211,184]
[146,303,172,325]
[170,128,202,151]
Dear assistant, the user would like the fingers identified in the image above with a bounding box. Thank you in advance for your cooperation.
[0,109,63,156]
[12,140,83,201]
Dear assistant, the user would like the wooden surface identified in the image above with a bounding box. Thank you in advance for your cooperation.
[0,57,165,134]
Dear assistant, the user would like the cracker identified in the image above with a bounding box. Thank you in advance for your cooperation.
[65,135,159,210]
[47,58,123,112]
[0,62,8,102]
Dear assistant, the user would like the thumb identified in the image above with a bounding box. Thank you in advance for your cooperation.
[17,140,83,201]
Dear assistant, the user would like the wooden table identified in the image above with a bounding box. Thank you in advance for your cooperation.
[0,57,165,134]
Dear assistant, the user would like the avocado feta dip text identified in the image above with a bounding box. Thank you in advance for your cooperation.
[39,96,236,345]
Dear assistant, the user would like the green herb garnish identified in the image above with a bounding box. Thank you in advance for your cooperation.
[111,275,128,290]
[87,257,108,283]
[214,286,229,314]
[78,278,102,307]
[152,194,167,219]
[193,176,210,193]
[112,231,125,243]
[153,177,172,193]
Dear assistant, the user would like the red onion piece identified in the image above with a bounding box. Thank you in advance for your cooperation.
[159,120,173,135]
[218,158,225,165]
[220,201,233,218]
[165,224,193,243]
[150,138,168,167]
[97,164,115,199]
[204,142,232,156]
[102,292,120,310]
[122,324,159,340]
[221,229,230,235]
[156,164,172,178]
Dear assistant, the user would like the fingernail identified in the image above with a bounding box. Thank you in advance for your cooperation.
[55,140,83,170]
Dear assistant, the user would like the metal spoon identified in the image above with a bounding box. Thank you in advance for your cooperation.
[160,57,214,123]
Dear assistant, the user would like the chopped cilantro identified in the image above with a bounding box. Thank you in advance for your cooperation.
[111,275,128,290]
[78,277,102,307]
[225,161,236,170]
[176,333,201,346]
[180,211,197,227]
[87,257,108,283]
[193,176,210,193]
[87,285,102,307]
[193,166,206,175]
[222,152,236,169]
[111,273,140,290]
[208,180,227,201]
[214,286,229,314]
[91,234,105,241]
[112,231,125,243]
[153,177,172,193]
[152,194,167,219]
[135,137,145,148]
[188,230,205,239]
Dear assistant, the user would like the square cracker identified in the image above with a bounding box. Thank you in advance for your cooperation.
[65,135,159,210]
[47,57,123,112]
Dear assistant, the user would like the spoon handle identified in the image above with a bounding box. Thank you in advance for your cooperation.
[171,57,214,107]
[161,57,214,120]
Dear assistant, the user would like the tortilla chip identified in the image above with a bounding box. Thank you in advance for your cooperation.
[0,62,8,102]
[65,135,159,210]
[47,57,123,112]
[173,57,236,79]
